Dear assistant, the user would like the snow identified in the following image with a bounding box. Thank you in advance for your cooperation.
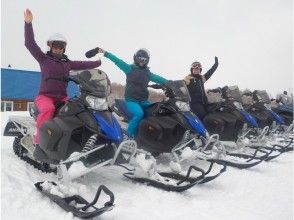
[1,111,293,220]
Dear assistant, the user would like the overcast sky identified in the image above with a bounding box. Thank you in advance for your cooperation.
[1,0,293,96]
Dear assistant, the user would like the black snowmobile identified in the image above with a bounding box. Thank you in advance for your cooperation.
[242,90,292,135]
[241,90,276,129]
[203,87,244,142]
[113,80,264,171]
[202,86,285,161]
[3,69,119,218]
[241,90,293,151]
[271,104,293,126]
[3,69,227,197]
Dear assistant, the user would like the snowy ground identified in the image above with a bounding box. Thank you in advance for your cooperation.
[1,111,293,220]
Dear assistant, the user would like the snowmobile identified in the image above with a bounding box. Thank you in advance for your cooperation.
[229,86,292,152]
[3,69,225,197]
[112,80,265,170]
[3,69,119,218]
[271,103,293,126]
[242,90,293,139]
[3,69,123,177]
[204,86,289,160]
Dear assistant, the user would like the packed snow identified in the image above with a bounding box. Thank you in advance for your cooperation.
[1,111,293,220]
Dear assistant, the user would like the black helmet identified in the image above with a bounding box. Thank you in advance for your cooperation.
[133,49,150,67]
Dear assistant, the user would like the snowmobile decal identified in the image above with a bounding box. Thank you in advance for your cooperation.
[182,112,207,137]
[92,112,123,142]
[239,110,258,128]
[3,121,27,136]
[268,109,285,125]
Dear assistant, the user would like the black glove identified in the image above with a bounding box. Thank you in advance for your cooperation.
[85,47,100,58]
[215,56,218,64]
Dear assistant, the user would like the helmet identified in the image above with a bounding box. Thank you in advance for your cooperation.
[133,48,150,67]
[190,61,202,73]
[47,33,67,48]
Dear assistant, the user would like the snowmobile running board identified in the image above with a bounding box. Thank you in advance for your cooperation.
[34,182,114,219]
[123,162,226,192]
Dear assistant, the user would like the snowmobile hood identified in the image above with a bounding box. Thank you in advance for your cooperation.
[269,110,285,125]
[239,110,259,128]
[92,112,123,141]
[183,112,207,137]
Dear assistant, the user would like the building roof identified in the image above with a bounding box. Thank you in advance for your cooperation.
[1,68,79,100]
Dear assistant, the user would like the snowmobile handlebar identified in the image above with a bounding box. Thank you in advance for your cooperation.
[148,84,163,89]
[148,83,175,98]
[85,47,100,58]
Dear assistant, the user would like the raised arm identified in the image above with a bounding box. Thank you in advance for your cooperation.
[24,9,46,62]
[203,56,219,81]
[98,48,131,74]
[150,72,168,84]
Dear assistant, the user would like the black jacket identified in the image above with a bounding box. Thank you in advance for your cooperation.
[186,61,218,105]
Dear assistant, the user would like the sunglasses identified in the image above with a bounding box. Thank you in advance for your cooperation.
[137,57,148,63]
[51,41,66,49]
[191,65,201,69]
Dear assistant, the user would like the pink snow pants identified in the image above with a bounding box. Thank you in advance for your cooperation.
[34,95,67,144]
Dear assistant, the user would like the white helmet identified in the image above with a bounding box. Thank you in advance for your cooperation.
[47,33,67,47]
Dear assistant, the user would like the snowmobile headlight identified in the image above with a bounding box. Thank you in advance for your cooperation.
[85,95,108,110]
[175,101,190,112]
[233,101,243,110]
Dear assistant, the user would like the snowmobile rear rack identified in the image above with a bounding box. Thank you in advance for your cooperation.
[34,182,114,219]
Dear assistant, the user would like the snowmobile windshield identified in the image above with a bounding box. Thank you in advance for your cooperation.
[241,92,254,106]
[226,86,242,102]
[167,80,191,103]
[70,69,111,98]
[207,89,222,103]
[254,90,271,104]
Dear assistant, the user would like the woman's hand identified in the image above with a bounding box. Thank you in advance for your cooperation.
[98,48,106,54]
[24,9,33,23]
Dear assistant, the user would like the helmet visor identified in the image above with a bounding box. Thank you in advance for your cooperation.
[191,63,202,69]
[51,41,66,49]
[137,56,149,64]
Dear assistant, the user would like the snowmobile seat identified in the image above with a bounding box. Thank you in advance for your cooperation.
[29,101,66,120]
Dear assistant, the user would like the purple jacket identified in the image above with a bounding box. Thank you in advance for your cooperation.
[25,23,101,99]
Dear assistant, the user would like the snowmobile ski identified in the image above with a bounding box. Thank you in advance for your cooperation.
[34,181,114,219]
[123,163,226,192]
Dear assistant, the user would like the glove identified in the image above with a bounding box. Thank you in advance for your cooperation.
[214,56,218,64]
[85,47,99,58]
[184,75,193,85]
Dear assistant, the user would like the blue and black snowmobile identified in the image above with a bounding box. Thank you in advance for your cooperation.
[112,80,266,171]
[204,86,293,157]
[199,86,280,162]
[3,68,227,217]
[241,89,293,151]
[3,69,118,218]
[271,103,293,126]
